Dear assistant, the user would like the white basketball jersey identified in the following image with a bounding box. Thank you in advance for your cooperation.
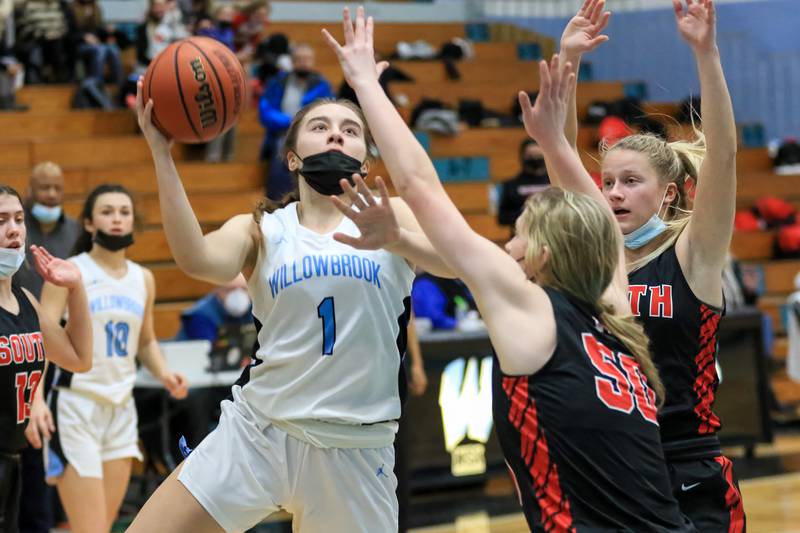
[237,203,415,447]
[56,253,146,405]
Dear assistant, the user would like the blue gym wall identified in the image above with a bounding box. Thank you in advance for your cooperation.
[490,0,800,143]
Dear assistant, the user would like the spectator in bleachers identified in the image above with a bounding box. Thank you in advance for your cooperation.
[16,162,81,297]
[0,0,25,110]
[135,0,189,70]
[259,43,333,199]
[16,161,80,533]
[176,0,213,33]
[121,0,189,106]
[175,274,253,343]
[233,0,270,58]
[496,138,550,227]
[71,0,124,94]
[196,5,239,162]
[411,271,477,331]
[16,0,74,84]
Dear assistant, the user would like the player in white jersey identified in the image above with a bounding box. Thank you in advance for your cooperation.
[26,184,188,533]
[128,54,454,531]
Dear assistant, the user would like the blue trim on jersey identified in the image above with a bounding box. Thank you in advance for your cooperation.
[268,254,382,298]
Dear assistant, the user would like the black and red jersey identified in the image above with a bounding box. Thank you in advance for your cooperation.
[492,287,693,532]
[0,284,45,453]
[628,246,724,459]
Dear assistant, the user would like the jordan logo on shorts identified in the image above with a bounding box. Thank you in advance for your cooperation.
[376,464,389,478]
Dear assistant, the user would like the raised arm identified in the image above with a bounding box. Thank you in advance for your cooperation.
[136,82,259,284]
[29,246,92,373]
[558,0,611,152]
[673,0,737,283]
[323,8,555,375]
[518,57,630,313]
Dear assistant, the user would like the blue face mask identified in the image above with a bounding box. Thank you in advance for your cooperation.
[623,214,667,250]
[0,247,25,279]
[31,203,62,224]
[623,187,670,250]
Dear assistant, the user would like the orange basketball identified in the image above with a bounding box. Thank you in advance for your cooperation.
[142,37,246,144]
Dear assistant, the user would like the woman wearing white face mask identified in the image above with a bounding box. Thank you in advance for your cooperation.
[0,184,92,533]
[27,184,188,533]
[531,0,744,529]
[176,275,252,343]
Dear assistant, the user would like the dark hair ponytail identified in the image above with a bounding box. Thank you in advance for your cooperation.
[71,184,137,256]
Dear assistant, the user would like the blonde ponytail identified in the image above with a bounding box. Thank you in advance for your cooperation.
[599,304,665,406]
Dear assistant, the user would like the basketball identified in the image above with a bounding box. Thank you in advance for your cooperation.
[142,36,246,144]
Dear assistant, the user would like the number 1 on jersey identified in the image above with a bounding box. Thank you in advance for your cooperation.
[317,297,336,356]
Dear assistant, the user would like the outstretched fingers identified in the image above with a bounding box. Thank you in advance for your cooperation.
[330,193,358,221]
[342,6,355,44]
[354,6,366,44]
[366,15,375,48]
[538,59,551,100]
[672,0,685,19]
[332,232,363,248]
[353,175,377,207]
[705,0,716,24]
[596,11,611,34]
[589,0,606,25]
[321,28,344,58]
[341,178,369,211]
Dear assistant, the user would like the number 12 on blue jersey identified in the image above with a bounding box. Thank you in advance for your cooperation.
[317,297,336,356]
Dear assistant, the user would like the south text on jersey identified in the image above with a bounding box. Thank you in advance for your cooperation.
[628,284,673,318]
[0,332,45,366]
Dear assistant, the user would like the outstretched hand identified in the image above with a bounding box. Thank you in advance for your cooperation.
[518,56,576,148]
[31,245,81,290]
[560,0,611,56]
[673,0,717,53]
[322,6,389,90]
[330,175,400,250]
[136,78,174,154]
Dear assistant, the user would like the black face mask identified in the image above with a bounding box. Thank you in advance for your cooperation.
[218,21,233,29]
[522,157,547,176]
[94,230,134,252]
[299,150,366,196]
[293,69,311,79]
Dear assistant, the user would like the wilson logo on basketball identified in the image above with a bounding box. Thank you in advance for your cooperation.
[190,57,218,130]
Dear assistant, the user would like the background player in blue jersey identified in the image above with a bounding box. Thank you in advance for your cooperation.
[127,32,454,531]
[26,184,188,533]
[540,1,744,529]
[323,7,694,530]
[0,184,93,533]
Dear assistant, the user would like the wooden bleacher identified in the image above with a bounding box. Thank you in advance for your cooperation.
[7,21,800,409]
